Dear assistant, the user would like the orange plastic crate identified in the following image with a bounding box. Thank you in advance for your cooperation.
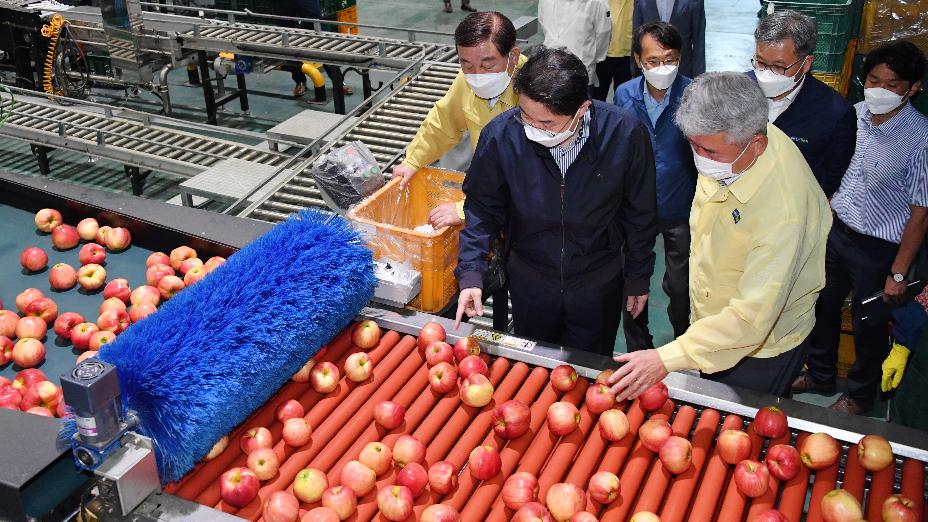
[348,167,464,313]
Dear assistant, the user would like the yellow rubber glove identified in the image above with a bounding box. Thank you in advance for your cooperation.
[881,342,911,392]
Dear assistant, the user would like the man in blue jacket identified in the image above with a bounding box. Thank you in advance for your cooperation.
[454,47,658,356]
[749,10,855,197]
[614,21,696,350]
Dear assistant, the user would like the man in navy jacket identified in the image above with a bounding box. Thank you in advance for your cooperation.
[454,47,658,356]
[614,22,696,350]
[749,10,855,197]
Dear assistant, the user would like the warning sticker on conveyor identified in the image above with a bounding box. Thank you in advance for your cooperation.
[471,329,536,352]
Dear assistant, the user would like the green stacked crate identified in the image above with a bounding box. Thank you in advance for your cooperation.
[760,0,857,73]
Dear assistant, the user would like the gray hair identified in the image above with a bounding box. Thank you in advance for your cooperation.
[755,9,817,58]
[675,72,769,145]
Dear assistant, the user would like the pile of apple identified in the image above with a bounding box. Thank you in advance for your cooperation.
[0,368,66,417]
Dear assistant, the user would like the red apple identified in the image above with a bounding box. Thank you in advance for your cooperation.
[77,218,99,241]
[393,434,425,468]
[629,513,661,522]
[184,266,207,286]
[97,309,129,335]
[78,243,106,265]
[310,362,340,393]
[77,264,106,291]
[51,224,80,250]
[276,399,304,423]
[146,264,174,287]
[351,320,381,349]
[468,445,501,480]
[205,436,229,461]
[76,351,98,364]
[418,321,446,351]
[178,257,202,275]
[857,434,893,472]
[513,502,554,522]
[239,426,273,454]
[95,226,111,245]
[247,447,279,481]
[550,364,579,392]
[638,381,668,411]
[12,369,46,391]
[70,322,99,351]
[26,406,54,417]
[170,245,198,270]
[104,227,131,252]
[754,406,788,438]
[303,507,339,522]
[0,385,22,410]
[753,509,789,522]
[882,494,918,522]
[460,373,494,407]
[21,247,48,272]
[34,208,63,233]
[16,316,47,340]
[359,442,392,476]
[21,380,62,410]
[427,460,458,495]
[585,383,616,414]
[492,399,531,439]
[103,278,131,303]
[800,432,840,470]
[0,336,13,366]
[99,297,127,314]
[502,471,539,510]
[374,400,405,430]
[292,358,315,383]
[340,460,376,496]
[49,263,78,291]
[596,369,614,384]
[26,297,58,324]
[659,435,692,474]
[458,355,489,379]
[376,485,413,522]
[321,486,356,520]
[157,275,185,300]
[396,461,428,496]
[452,335,480,362]
[204,256,227,272]
[733,459,770,498]
[89,330,115,351]
[16,288,44,313]
[344,352,372,382]
[429,361,458,394]
[598,409,630,442]
[588,470,620,504]
[717,429,753,465]
[146,251,170,268]
[425,341,454,367]
[638,418,673,452]
[765,444,801,481]
[820,488,863,522]
[263,491,300,522]
[282,418,312,447]
[219,467,260,508]
[420,504,460,522]
[569,513,598,522]
[130,285,160,307]
[0,310,19,337]
[129,303,157,323]
[545,482,585,522]
[547,401,581,436]
[293,468,328,503]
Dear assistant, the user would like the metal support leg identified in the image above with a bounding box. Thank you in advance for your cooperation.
[236,74,249,112]
[492,288,510,332]
[31,145,51,175]
[330,67,346,115]
[361,70,373,112]
[196,51,218,125]
[124,165,148,196]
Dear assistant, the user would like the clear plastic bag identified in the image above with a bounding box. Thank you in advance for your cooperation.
[310,141,384,212]
[860,0,928,54]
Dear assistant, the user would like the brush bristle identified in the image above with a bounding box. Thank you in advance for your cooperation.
[65,210,375,483]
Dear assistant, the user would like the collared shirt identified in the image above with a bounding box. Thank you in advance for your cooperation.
[831,102,928,244]
[657,0,675,21]
[539,0,613,85]
[767,75,805,122]
[607,0,634,57]
[657,124,832,374]
[549,111,592,176]
[643,83,673,128]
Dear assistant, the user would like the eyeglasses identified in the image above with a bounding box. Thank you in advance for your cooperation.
[513,110,576,136]
[751,55,808,76]
[641,57,680,68]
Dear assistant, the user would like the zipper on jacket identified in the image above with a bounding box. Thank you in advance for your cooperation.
[560,175,566,294]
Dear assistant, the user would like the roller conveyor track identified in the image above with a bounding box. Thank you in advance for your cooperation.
[0,94,290,179]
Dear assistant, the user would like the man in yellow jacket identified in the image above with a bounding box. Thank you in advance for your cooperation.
[392,12,527,228]
[607,72,831,399]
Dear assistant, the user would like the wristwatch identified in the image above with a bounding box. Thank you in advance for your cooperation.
[891,272,906,283]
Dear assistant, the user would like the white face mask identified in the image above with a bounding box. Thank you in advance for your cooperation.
[523,108,583,148]
[864,87,908,115]
[641,64,678,91]
[691,140,753,182]
[755,67,802,98]
[464,55,514,99]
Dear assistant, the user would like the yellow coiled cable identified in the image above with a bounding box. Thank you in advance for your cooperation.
[40,14,65,96]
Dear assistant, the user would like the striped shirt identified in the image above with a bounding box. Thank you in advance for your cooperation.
[549,111,592,176]
[831,102,928,244]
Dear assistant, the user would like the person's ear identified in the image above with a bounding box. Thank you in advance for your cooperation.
[800,55,813,76]
[908,80,922,98]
